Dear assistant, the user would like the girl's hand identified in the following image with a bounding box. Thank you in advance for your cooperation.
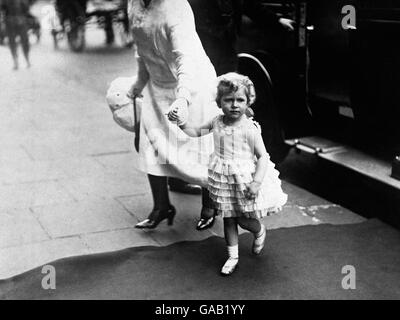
[168,108,179,122]
[244,181,262,200]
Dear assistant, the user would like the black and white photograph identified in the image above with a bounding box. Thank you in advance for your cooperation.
[0,0,400,305]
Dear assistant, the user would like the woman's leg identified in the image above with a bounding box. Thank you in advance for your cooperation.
[221,217,239,275]
[201,188,214,213]
[135,174,174,229]
[196,188,216,230]
[148,174,170,210]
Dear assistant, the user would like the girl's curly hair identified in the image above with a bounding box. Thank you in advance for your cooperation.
[215,72,256,108]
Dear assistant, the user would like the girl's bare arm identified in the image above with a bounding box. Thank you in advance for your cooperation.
[245,128,269,198]
[253,134,269,184]
[179,120,213,137]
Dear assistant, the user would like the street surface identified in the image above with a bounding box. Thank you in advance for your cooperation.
[0,1,365,280]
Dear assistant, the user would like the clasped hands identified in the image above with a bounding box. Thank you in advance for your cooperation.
[127,83,189,125]
[127,82,189,127]
[166,97,189,126]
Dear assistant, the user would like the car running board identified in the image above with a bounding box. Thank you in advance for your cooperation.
[285,136,400,190]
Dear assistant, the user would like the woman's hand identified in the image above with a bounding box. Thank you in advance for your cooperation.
[244,181,262,200]
[127,84,143,100]
[167,98,189,126]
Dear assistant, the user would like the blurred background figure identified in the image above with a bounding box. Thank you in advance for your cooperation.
[41,0,62,48]
[92,0,132,47]
[44,0,131,52]
[103,0,115,45]
[55,0,87,28]
[54,0,87,51]
[0,4,5,45]
[0,0,35,70]
[120,0,133,47]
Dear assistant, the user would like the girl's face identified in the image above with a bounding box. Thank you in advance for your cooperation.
[220,87,249,122]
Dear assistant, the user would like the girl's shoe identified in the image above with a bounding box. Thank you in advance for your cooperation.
[135,206,176,229]
[196,208,217,231]
[220,257,239,276]
[252,224,266,255]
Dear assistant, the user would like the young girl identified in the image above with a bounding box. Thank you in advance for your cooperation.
[168,72,287,275]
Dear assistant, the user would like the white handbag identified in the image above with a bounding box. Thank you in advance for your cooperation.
[106,77,142,133]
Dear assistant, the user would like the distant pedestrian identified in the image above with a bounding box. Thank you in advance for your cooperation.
[169,72,287,275]
[0,0,32,70]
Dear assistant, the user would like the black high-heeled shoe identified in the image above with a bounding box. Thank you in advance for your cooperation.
[135,206,176,229]
[196,208,217,231]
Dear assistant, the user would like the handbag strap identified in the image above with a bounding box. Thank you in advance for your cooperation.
[133,95,140,152]
[133,95,138,127]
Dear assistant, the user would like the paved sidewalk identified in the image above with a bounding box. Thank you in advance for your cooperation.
[0,8,365,280]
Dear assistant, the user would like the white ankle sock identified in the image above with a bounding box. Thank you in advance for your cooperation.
[227,245,239,259]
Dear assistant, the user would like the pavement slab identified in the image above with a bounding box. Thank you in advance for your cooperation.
[0,208,50,249]
[0,144,32,165]
[0,181,75,210]
[93,151,140,175]
[0,158,69,185]
[59,171,150,201]
[20,133,132,161]
[30,199,137,238]
[53,157,112,180]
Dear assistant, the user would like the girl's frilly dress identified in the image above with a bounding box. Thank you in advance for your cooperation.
[208,115,288,218]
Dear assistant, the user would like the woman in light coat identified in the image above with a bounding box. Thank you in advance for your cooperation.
[128,0,221,229]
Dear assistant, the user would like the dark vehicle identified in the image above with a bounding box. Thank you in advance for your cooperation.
[236,0,400,226]
[53,0,130,52]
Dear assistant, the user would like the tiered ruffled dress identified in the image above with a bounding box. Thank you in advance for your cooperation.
[208,115,288,218]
